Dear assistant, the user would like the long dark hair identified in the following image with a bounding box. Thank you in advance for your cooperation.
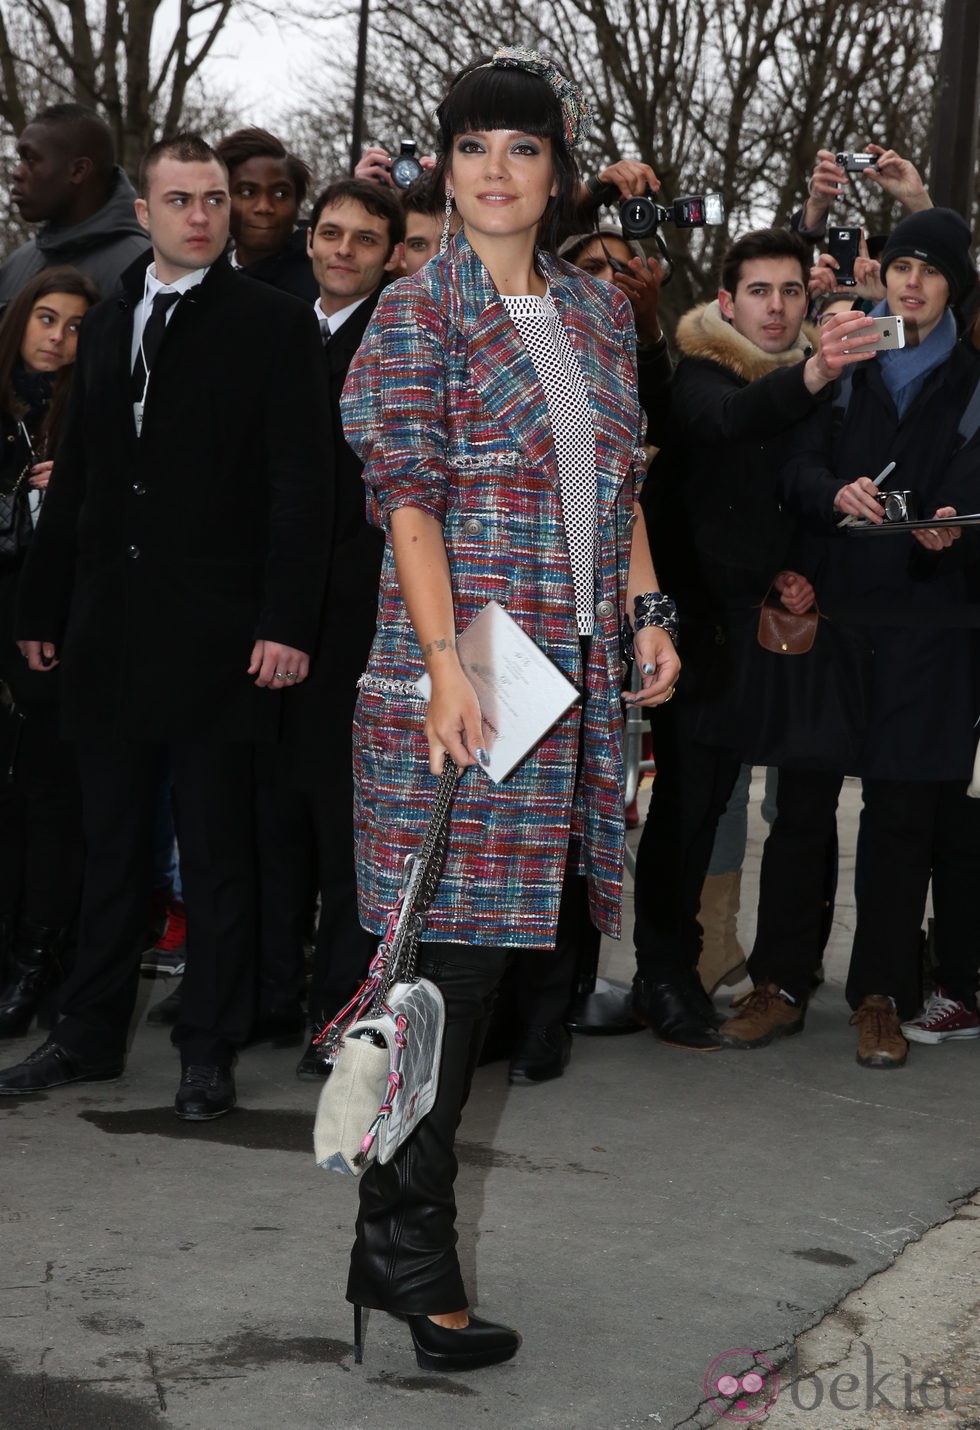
[433,60,579,255]
[0,266,98,455]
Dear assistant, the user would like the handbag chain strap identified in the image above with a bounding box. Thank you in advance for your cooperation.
[2,461,32,500]
[375,757,461,1002]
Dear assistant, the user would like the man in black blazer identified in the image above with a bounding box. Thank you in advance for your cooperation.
[0,133,332,1118]
[254,179,404,1075]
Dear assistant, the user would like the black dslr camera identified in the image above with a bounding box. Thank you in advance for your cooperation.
[390,140,423,189]
[619,188,725,239]
[590,181,725,285]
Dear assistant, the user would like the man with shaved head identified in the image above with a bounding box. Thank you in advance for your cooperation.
[0,103,149,304]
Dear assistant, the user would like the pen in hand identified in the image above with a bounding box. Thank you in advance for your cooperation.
[837,461,897,527]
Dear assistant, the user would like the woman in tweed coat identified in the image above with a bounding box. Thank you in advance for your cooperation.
[338,51,679,1373]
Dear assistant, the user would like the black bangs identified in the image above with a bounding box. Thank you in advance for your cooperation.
[436,63,563,149]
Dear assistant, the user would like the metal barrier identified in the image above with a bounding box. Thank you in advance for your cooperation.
[622,662,655,877]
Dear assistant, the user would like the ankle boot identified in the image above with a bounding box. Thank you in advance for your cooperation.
[0,920,67,1038]
[696,871,747,995]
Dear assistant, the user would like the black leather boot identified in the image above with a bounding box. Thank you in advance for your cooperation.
[0,920,67,1039]
[347,943,511,1315]
[632,971,723,1050]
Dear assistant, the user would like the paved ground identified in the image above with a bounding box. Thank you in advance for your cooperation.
[2,772,979,1430]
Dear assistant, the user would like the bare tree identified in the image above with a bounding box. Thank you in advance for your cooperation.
[0,0,253,177]
[297,0,945,319]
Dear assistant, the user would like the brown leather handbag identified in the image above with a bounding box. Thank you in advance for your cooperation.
[756,586,821,654]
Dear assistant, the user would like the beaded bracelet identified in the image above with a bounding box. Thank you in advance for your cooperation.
[622,591,678,662]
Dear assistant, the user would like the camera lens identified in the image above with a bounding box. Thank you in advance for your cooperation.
[620,195,657,237]
[391,155,422,189]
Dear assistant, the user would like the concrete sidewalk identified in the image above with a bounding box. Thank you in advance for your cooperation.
[2,772,979,1430]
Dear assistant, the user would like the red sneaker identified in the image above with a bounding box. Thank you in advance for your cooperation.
[901,987,980,1044]
[141,900,187,976]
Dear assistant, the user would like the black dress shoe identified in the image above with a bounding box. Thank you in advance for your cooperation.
[174,1065,236,1120]
[508,1024,572,1085]
[0,1039,124,1095]
[146,983,182,1025]
[353,1304,521,1372]
[296,1035,333,1080]
[632,975,723,1050]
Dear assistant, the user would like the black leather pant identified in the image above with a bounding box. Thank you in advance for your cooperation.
[347,941,512,1314]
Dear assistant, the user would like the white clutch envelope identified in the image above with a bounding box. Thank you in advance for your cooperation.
[414,600,580,782]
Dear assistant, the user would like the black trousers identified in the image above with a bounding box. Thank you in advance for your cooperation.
[632,699,742,980]
[56,740,258,1066]
[847,779,980,1017]
[255,746,377,1028]
[748,768,842,1003]
[348,941,512,1313]
[0,703,84,928]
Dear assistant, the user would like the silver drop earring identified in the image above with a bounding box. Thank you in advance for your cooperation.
[440,187,454,254]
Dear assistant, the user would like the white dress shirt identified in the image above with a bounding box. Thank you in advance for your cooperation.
[314,294,370,339]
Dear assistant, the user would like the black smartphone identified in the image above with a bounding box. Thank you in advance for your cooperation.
[827,227,861,286]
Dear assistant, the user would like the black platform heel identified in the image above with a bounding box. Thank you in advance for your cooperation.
[405,1313,521,1372]
[353,1304,365,1364]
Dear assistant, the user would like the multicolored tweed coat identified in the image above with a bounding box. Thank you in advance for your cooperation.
[340,232,646,948]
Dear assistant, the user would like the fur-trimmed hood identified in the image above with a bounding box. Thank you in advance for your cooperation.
[675,299,818,383]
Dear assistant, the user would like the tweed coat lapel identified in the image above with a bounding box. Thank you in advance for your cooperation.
[452,237,636,514]
[455,241,559,488]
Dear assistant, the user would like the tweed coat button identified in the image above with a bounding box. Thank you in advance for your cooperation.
[595,599,615,618]
[132,482,147,495]
[461,518,483,536]
[627,512,637,529]
[127,544,140,559]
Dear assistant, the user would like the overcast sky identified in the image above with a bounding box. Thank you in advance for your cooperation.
[160,4,347,127]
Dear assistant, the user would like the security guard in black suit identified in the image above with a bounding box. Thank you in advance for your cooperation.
[0,133,332,1118]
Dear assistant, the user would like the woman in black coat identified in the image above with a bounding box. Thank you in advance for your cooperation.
[0,266,97,1036]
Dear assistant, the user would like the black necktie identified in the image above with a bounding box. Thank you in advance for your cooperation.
[319,317,332,348]
[132,290,181,397]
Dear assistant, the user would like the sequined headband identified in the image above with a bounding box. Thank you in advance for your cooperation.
[482,46,593,150]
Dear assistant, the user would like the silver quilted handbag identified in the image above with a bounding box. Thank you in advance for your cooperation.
[313,760,460,1177]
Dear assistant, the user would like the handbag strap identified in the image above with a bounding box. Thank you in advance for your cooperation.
[1,462,32,501]
[756,581,823,618]
[376,757,461,1000]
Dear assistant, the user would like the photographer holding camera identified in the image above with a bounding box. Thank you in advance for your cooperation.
[793,143,932,240]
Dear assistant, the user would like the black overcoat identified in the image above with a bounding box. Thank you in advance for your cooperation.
[280,289,385,788]
[779,342,980,781]
[15,252,333,743]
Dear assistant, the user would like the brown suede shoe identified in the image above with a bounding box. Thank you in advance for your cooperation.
[850,995,908,1069]
[719,982,804,1049]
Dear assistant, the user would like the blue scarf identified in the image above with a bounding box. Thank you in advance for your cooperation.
[872,300,956,418]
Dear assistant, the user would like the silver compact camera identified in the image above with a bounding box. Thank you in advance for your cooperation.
[835,151,877,172]
[875,490,918,522]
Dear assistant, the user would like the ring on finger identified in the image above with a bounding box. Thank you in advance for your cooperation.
[275,672,288,681]
[284,671,297,680]
[663,686,675,703]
